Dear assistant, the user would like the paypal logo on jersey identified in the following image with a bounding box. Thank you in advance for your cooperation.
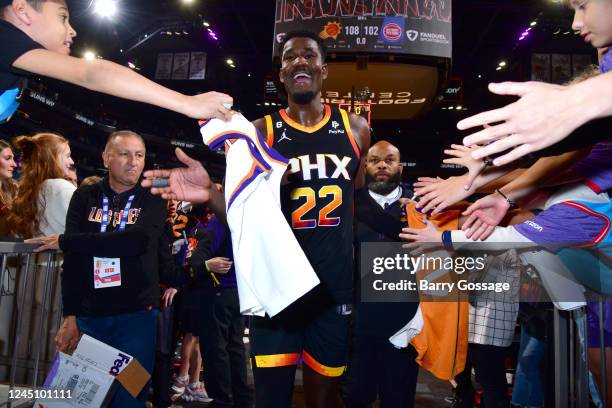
[288,154,352,181]
[329,121,345,135]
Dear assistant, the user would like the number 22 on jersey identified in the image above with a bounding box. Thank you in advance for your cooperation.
[291,186,342,229]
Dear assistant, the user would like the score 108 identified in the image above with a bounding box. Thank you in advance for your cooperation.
[344,25,379,37]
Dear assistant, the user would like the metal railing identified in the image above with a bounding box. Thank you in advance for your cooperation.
[0,240,61,407]
[0,239,609,407]
[554,299,609,408]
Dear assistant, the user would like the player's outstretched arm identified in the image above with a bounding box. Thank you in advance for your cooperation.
[142,148,226,221]
[14,49,233,120]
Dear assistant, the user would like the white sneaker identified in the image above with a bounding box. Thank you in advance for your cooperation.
[182,382,213,403]
[170,375,189,401]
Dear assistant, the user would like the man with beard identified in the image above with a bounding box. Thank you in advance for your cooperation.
[142,30,370,407]
[343,141,419,408]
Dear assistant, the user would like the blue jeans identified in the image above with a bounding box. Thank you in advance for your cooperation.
[511,328,544,407]
[77,309,159,408]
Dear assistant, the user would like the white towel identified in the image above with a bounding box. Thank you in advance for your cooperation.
[389,305,424,349]
[200,114,320,317]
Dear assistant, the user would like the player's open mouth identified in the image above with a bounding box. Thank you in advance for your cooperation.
[292,72,312,85]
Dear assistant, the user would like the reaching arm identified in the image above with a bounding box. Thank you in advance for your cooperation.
[459,74,612,165]
[142,147,227,223]
[14,49,233,120]
[495,148,590,202]
[413,165,513,215]
[459,148,589,241]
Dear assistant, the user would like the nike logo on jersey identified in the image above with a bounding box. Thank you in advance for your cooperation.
[288,154,352,181]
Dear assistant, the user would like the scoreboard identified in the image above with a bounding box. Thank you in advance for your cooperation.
[274,0,452,59]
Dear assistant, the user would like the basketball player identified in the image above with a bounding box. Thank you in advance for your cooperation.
[143,30,370,407]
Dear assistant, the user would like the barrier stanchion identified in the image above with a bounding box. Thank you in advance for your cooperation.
[32,252,55,387]
[599,298,608,408]
[0,241,59,408]
[555,308,569,408]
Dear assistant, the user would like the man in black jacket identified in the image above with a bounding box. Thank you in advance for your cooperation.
[28,130,168,408]
[343,141,419,408]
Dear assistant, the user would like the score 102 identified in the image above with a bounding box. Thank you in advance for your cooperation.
[345,25,379,36]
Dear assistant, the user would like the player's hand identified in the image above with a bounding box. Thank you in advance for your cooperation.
[458,81,574,166]
[162,288,178,308]
[55,316,80,353]
[181,91,233,121]
[25,235,60,252]
[205,257,233,274]
[442,144,486,190]
[142,148,212,203]
[461,193,510,240]
[413,175,474,215]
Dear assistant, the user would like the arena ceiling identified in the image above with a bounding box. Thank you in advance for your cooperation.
[1,0,594,179]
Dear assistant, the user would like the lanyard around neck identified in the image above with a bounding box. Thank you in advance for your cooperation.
[101,194,135,232]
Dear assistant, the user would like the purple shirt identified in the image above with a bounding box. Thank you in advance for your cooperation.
[514,202,607,252]
[568,49,612,193]
[571,141,612,193]
[207,216,237,289]
[601,49,612,74]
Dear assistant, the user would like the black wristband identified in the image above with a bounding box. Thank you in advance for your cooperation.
[495,189,517,209]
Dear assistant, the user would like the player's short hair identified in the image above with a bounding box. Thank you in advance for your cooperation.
[279,30,327,62]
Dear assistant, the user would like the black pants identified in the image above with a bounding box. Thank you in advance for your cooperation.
[198,288,252,408]
[343,334,419,408]
[153,303,176,407]
[152,351,173,407]
[455,343,509,408]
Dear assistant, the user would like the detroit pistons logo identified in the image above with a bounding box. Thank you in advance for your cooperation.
[383,23,402,41]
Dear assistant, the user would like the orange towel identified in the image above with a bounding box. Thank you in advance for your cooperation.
[405,202,469,380]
